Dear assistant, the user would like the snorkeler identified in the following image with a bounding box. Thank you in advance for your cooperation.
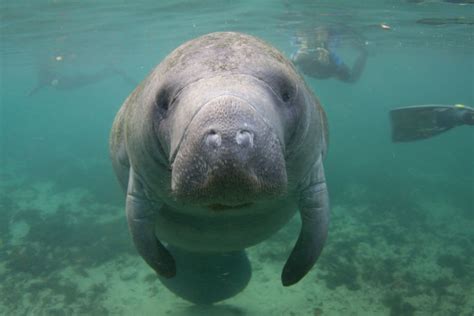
[28,63,137,96]
[390,104,474,142]
[291,26,368,83]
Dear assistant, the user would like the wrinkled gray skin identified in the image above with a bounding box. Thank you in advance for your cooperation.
[110,32,329,302]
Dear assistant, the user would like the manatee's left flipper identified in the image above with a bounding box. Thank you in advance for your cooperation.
[282,163,329,286]
[126,168,176,278]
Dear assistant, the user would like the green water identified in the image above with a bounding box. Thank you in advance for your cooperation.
[1,1,473,315]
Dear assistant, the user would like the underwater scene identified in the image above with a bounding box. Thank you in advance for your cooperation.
[1,0,473,315]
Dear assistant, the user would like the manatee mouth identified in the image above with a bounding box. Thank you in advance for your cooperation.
[173,162,285,206]
[207,202,253,212]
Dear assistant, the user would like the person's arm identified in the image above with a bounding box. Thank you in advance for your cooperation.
[334,50,367,83]
[332,28,368,83]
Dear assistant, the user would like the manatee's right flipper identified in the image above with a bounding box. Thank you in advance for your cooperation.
[126,168,176,278]
[282,162,329,286]
[159,245,251,305]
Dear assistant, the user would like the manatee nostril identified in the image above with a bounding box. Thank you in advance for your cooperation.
[236,130,254,148]
[205,130,222,148]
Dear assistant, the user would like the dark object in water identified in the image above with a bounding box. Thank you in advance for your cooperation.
[444,0,474,4]
[416,17,474,26]
[390,104,474,142]
[408,0,474,3]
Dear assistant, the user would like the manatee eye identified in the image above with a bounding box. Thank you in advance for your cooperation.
[275,76,295,104]
[281,91,291,103]
[155,89,170,114]
[260,70,295,104]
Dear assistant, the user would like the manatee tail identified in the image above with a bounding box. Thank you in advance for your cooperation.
[158,245,251,305]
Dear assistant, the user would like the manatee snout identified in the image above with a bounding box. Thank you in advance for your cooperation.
[171,95,287,205]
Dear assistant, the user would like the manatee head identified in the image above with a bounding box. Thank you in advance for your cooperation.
[133,32,322,210]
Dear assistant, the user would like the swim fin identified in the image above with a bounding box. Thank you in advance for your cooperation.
[389,104,474,142]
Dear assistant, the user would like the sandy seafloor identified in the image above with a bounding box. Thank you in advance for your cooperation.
[1,161,473,316]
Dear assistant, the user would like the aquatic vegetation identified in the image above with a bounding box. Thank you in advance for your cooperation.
[320,258,361,291]
[382,293,416,316]
[1,159,472,314]
[437,254,470,279]
[0,183,133,314]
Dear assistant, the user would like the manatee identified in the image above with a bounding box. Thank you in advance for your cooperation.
[110,32,330,304]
